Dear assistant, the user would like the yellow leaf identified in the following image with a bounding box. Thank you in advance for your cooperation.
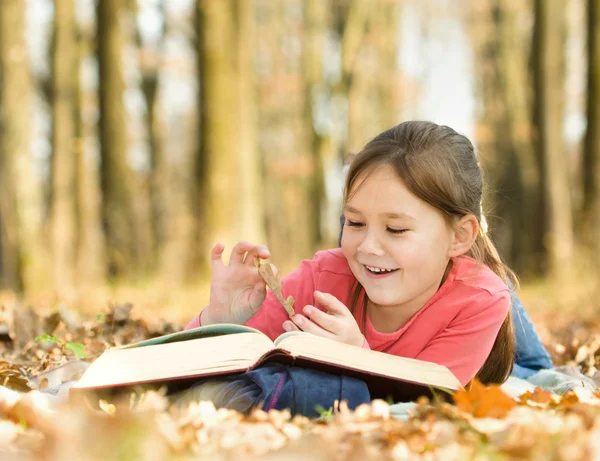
[99,399,116,416]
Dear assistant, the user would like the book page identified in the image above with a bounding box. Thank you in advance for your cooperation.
[74,332,276,390]
[276,333,461,390]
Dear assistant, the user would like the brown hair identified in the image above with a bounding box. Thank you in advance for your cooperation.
[344,121,515,384]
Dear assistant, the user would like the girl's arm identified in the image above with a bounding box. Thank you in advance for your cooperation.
[414,290,510,386]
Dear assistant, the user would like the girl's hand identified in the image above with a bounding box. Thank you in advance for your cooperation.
[282,291,365,347]
[202,241,271,325]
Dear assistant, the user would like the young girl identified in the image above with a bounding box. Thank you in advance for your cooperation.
[186,121,515,387]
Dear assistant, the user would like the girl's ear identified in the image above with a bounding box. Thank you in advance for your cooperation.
[449,215,479,257]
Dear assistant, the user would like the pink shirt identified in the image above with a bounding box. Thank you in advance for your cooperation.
[186,248,510,386]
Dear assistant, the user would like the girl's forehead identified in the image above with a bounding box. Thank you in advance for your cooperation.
[347,165,404,196]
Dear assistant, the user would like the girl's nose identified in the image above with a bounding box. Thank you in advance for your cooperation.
[357,232,385,256]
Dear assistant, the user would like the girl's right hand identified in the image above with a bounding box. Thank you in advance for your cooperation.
[202,241,271,325]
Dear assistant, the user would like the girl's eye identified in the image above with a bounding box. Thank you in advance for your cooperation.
[346,220,364,228]
[387,228,408,235]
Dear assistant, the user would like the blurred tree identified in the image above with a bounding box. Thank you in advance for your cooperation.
[197,0,264,264]
[141,2,197,284]
[347,0,401,152]
[0,0,25,291]
[254,0,317,267]
[137,0,164,265]
[471,0,541,275]
[50,0,78,291]
[376,0,401,132]
[532,0,574,277]
[0,0,48,291]
[582,0,600,253]
[97,0,138,278]
[332,0,372,153]
[303,0,329,246]
[75,3,106,288]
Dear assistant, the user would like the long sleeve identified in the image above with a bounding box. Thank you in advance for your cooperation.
[185,312,203,330]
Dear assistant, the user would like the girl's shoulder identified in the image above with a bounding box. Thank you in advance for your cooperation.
[451,256,509,296]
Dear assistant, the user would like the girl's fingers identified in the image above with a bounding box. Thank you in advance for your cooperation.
[314,291,349,316]
[291,314,335,340]
[302,305,338,334]
[229,241,255,264]
[210,242,226,270]
[282,320,300,332]
[248,280,267,305]
[242,244,271,266]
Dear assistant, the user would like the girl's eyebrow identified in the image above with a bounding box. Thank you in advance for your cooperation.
[383,212,416,221]
[344,205,415,221]
[343,205,362,215]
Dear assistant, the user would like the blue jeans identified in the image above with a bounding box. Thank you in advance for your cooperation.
[338,216,552,378]
[179,363,370,417]
[510,289,553,378]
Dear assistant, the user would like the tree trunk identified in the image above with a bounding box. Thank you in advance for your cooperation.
[0,0,37,291]
[376,0,401,132]
[582,0,600,253]
[75,12,106,288]
[303,0,329,246]
[533,0,574,278]
[197,0,264,264]
[140,1,197,284]
[236,0,264,247]
[471,0,541,276]
[50,0,78,292]
[0,0,24,291]
[251,0,317,268]
[97,0,137,278]
[336,0,372,153]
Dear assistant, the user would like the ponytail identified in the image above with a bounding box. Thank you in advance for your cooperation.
[470,232,516,384]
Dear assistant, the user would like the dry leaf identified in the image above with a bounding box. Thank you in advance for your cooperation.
[255,257,295,318]
[99,400,116,416]
[519,387,552,406]
[453,379,516,418]
[0,362,32,393]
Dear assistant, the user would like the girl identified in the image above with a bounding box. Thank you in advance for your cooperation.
[187,121,515,386]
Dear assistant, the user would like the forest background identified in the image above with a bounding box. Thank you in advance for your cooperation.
[0,0,598,327]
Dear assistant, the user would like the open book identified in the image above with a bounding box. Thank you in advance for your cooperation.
[71,324,462,401]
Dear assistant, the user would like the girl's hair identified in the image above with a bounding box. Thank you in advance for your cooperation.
[344,121,516,384]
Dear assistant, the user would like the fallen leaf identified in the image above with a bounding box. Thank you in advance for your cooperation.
[453,379,516,418]
[99,400,116,416]
[519,387,552,406]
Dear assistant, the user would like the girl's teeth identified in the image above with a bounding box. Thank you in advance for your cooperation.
[366,265,393,273]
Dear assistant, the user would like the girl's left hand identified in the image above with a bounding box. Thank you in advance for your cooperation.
[282,291,365,348]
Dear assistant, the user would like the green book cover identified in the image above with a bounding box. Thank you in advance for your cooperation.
[117,323,262,350]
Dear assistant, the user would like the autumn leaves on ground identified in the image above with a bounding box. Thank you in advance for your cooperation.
[0,279,597,460]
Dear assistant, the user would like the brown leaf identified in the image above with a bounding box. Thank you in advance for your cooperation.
[255,258,294,318]
[10,306,43,351]
[107,303,134,324]
[0,361,32,393]
[519,387,552,406]
[453,379,516,418]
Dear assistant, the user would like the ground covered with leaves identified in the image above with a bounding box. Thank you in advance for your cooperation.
[1,290,600,460]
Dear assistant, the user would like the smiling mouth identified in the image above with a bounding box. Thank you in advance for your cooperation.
[364,264,399,275]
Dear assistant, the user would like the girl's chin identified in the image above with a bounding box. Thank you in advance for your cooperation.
[363,292,401,307]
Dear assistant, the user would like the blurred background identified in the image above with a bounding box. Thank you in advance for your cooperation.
[0,0,598,319]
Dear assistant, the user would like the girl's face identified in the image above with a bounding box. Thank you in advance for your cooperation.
[341,165,456,315]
